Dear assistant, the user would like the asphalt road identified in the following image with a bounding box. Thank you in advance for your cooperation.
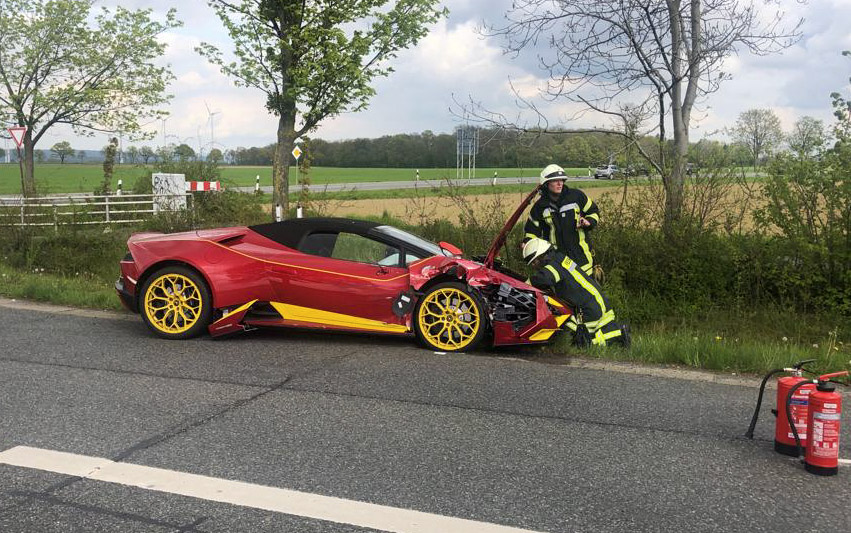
[0,300,849,532]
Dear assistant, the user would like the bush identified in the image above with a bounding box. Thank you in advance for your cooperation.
[0,190,270,283]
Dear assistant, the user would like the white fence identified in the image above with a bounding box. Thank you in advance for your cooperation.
[0,193,192,228]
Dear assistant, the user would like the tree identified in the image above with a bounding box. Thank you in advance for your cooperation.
[101,137,118,194]
[483,0,801,225]
[174,143,196,162]
[787,116,827,160]
[731,109,784,170]
[139,146,156,164]
[208,148,223,164]
[197,0,446,218]
[0,0,180,196]
[126,145,139,165]
[50,141,75,164]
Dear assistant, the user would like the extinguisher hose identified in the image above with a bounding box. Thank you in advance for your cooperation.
[745,368,787,439]
[785,380,811,460]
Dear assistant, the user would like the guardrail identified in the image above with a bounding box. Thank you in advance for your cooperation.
[0,193,192,229]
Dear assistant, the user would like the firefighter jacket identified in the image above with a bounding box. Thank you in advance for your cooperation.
[523,188,599,275]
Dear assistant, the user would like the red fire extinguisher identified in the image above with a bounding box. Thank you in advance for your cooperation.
[776,371,817,456]
[803,371,849,476]
[745,360,815,456]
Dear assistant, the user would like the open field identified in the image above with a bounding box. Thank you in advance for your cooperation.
[0,163,591,195]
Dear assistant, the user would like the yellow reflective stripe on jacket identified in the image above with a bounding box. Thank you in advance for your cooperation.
[528,217,540,227]
[542,209,558,246]
[560,257,577,271]
[578,229,593,267]
[545,264,561,283]
[525,232,538,240]
[583,197,594,212]
[586,213,599,222]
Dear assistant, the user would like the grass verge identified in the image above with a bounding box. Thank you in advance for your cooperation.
[0,260,847,376]
[0,262,121,310]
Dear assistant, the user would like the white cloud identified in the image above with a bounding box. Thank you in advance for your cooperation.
[39,0,851,151]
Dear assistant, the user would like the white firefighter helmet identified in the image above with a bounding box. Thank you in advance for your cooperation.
[522,237,552,265]
[539,164,567,185]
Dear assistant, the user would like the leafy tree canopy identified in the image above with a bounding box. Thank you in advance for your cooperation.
[0,0,181,195]
[197,0,447,217]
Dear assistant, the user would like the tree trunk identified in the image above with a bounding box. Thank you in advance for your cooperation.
[21,132,36,197]
[664,0,686,227]
[272,112,297,220]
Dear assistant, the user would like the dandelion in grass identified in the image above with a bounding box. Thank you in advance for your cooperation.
[813,343,819,348]
[715,336,722,341]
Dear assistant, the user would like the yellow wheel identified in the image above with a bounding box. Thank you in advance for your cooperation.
[140,266,212,339]
[414,282,486,352]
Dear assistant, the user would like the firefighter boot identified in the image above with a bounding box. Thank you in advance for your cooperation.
[573,324,592,348]
[618,324,631,349]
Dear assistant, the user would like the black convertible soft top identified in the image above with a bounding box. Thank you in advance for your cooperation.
[250,218,382,249]
[249,217,444,258]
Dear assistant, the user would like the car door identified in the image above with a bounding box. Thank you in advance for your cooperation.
[269,230,411,332]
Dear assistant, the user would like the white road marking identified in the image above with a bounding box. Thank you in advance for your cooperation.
[0,446,543,533]
[840,458,851,465]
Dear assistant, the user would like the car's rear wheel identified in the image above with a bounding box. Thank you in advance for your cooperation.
[414,282,486,352]
[140,266,212,339]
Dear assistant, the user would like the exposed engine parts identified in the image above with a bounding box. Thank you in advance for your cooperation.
[486,282,538,330]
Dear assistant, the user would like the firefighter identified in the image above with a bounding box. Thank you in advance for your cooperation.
[524,164,600,277]
[523,237,629,348]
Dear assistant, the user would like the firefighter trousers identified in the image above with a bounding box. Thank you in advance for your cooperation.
[542,257,626,346]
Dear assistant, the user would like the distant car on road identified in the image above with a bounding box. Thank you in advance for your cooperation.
[623,165,649,177]
[594,164,619,179]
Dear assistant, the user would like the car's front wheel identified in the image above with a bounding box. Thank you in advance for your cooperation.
[140,266,212,339]
[414,282,487,352]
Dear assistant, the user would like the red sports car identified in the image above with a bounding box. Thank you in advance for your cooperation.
[116,190,570,352]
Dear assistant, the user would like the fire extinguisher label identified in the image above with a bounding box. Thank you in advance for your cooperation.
[787,398,809,439]
[811,413,841,459]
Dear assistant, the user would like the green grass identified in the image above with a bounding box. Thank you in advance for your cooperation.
[1,257,847,377]
[0,163,590,195]
[546,329,849,376]
[0,262,121,310]
[0,164,152,195]
[544,307,850,376]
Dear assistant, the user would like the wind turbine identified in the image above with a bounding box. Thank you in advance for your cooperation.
[204,101,221,149]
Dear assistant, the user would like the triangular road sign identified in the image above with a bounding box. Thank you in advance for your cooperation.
[7,127,26,148]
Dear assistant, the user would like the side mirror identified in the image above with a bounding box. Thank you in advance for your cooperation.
[439,241,463,257]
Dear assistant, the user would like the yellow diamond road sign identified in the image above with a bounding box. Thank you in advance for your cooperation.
[291,146,302,160]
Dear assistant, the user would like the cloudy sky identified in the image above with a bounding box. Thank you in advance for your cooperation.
[30,0,851,152]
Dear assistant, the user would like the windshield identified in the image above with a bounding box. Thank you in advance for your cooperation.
[374,225,448,257]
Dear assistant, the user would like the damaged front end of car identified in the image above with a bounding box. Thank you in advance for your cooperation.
[408,254,570,347]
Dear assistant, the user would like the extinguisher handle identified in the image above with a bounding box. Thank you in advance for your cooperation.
[818,370,849,382]
[793,359,816,370]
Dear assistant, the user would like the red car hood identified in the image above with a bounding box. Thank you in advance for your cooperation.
[483,187,539,268]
